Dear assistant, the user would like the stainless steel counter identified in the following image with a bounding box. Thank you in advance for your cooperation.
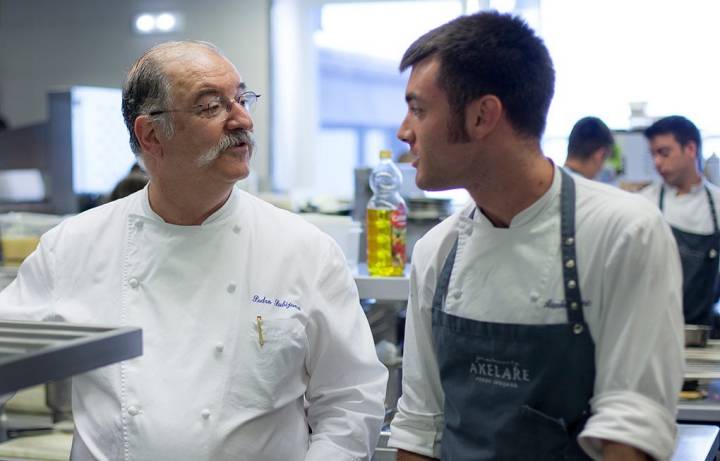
[373,425,720,461]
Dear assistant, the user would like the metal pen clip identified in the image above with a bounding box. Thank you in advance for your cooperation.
[256,315,264,347]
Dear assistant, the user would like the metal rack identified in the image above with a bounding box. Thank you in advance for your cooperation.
[0,320,142,394]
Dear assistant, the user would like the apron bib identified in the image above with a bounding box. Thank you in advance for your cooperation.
[660,186,720,326]
[431,170,595,460]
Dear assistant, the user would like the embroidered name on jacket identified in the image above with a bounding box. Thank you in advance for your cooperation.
[543,299,592,309]
[470,356,531,388]
[251,295,301,311]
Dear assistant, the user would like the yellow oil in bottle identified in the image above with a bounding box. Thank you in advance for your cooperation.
[367,208,405,276]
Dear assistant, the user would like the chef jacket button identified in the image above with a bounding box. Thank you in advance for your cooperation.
[232,224,241,234]
[565,259,575,269]
[565,237,574,246]
[570,302,579,310]
[465,226,473,236]
[135,221,144,230]
[215,342,224,354]
[129,278,139,289]
[227,283,237,294]
[710,249,718,259]
[128,405,140,416]
[573,324,584,334]
[567,279,577,290]
[453,291,462,300]
[201,408,211,419]
[529,292,539,303]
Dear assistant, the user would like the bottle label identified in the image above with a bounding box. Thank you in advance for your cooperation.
[391,208,406,268]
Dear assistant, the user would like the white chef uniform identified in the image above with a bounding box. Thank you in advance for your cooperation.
[0,185,388,461]
[639,180,720,234]
[389,166,684,460]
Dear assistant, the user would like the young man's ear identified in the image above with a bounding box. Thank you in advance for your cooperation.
[465,95,502,140]
[134,115,164,159]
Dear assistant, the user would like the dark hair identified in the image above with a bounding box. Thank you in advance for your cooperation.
[644,115,702,156]
[121,41,222,154]
[399,11,555,140]
[645,115,703,169]
[567,117,614,160]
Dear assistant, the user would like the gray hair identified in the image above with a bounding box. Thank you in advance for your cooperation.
[121,40,224,154]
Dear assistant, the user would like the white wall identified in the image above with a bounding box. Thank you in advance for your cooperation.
[0,0,272,189]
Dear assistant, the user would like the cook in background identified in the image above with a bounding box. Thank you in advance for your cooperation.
[105,162,149,203]
[0,40,387,461]
[638,115,720,327]
[564,116,615,180]
[387,11,683,461]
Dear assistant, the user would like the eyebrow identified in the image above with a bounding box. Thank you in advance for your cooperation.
[191,83,248,104]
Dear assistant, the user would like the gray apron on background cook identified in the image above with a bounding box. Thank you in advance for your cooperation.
[659,186,720,326]
[431,170,594,460]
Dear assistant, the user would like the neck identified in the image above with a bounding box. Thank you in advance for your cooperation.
[564,158,594,179]
[467,142,554,228]
[673,171,703,195]
[147,180,232,225]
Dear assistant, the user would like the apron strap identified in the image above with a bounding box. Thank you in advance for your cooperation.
[559,169,585,325]
[704,186,719,234]
[431,239,459,313]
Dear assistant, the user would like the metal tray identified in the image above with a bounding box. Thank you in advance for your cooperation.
[0,320,142,395]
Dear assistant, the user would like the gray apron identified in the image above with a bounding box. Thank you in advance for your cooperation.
[431,170,594,460]
[659,185,720,326]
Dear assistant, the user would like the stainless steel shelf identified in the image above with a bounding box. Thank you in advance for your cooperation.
[353,264,410,301]
[0,320,142,394]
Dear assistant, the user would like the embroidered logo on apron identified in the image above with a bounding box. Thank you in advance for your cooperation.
[470,356,531,388]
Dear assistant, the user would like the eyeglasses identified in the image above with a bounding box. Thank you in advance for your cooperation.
[149,91,261,119]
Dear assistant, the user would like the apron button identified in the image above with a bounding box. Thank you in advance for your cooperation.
[710,249,718,259]
[573,324,584,334]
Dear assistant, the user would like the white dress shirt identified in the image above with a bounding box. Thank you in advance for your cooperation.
[389,166,685,460]
[0,185,388,461]
[638,179,720,234]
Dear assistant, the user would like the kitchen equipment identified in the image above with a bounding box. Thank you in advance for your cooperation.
[45,379,72,423]
[686,324,712,347]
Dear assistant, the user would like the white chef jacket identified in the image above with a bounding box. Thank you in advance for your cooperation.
[0,185,388,461]
[389,166,685,460]
[639,179,720,234]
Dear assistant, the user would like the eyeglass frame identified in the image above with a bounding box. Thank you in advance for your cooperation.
[148,90,261,119]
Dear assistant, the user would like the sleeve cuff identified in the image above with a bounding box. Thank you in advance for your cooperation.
[305,440,362,461]
[388,408,443,458]
[579,391,677,461]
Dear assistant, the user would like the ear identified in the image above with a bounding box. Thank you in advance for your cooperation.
[133,115,164,160]
[465,95,502,139]
[591,147,607,165]
[684,140,698,158]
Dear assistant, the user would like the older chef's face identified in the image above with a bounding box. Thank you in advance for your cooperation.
[157,49,254,186]
[649,133,697,187]
[396,56,476,191]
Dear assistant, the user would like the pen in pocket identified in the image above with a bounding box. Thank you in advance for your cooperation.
[256,315,264,347]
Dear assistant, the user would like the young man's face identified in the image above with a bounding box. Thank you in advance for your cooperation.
[396,56,477,191]
[649,133,697,187]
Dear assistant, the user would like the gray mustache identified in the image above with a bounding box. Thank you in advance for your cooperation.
[217,130,255,152]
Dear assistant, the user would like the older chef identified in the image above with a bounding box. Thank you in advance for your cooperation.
[388,12,684,461]
[0,41,387,460]
[640,115,720,326]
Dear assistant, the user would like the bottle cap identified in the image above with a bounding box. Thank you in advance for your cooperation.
[379,150,392,160]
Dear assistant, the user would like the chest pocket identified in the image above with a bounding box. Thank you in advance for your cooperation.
[226,317,308,410]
